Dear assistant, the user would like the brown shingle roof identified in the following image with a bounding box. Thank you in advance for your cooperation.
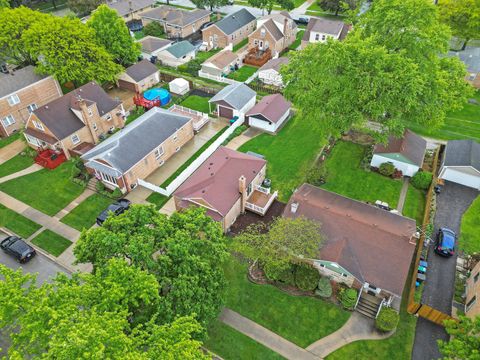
[374,129,427,167]
[204,50,239,69]
[283,184,417,297]
[259,57,289,72]
[262,19,283,41]
[107,0,155,17]
[246,94,291,123]
[138,36,172,54]
[141,5,210,27]
[125,59,158,82]
[174,147,266,218]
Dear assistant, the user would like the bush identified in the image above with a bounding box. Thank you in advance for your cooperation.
[264,263,295,285]
[294,263,320,291]
[222,125,248,146]
[96,181,105,192]
[378,162,395,177]
[306,166,328,186]
[315,277,332,298]
[411,171,433,190]
[144,22,164,37]
[338,288,357,310]
[110,188,123,199]
[375,307,400,332]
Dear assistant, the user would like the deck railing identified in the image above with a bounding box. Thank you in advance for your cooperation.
[245,190,278,215]
[169,104,209,131]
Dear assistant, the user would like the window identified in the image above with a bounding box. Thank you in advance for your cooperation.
[87,107,93,116]
[474,272,479,283]
[27,103,37,114]
[92,123,97,131]
[98,171,117,185]
[25,134,40,146]
[154,146,164,160]
[32,120,44,131]
[7,94,20,106]
[175,146,180,152]
[158,159,165,166]
[173,133,178,142]
[321,35,326,41]
[466,296,477,311]
[2,115,15,127]
[315,34,320,41]
[342,273,348,277]
[104,114,112,121]
[254,39,259,46]
[320,264,325,268]
[260,28,266,37]
[71,134,80,144]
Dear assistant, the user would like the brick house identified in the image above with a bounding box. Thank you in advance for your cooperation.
[117,59,160,93]
[23,82,125,159]
[141,5,211,39]
[82,107,194,193]
[0,66,62,138]
[465,261,480,318]
[247,12,297,58]
[201,8,256,50]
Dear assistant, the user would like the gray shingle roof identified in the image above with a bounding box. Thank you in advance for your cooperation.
[443,140,480,171]
[308,17,345,36]
[259,57,289,72]
[125,59,158,82]
[209,82,256,110]
[107,0,155,17]
[82,107,191,174]
[0,66,48,99]
[138,36,173,54]
[212,8,256,35]
[141,5,210,27]
[165,40,196,58]
[447,46,480,74]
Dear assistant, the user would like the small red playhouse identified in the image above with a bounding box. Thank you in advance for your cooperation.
[34,149,67,170]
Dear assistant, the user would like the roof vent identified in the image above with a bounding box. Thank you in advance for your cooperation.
[211,173,214,176]
[290,202,299,213]
[45,105,49,109]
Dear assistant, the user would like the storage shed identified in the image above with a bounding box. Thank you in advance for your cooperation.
[169,78,190,95]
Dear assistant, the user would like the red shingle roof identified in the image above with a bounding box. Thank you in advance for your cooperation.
[246,94,291,124]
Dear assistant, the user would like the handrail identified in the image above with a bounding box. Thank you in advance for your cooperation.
[354,286,363,309]
[376,298,386,318]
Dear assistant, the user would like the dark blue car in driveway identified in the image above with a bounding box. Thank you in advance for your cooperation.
[434,228,456,257]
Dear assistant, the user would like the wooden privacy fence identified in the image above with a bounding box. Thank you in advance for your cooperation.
[406,147,456,326]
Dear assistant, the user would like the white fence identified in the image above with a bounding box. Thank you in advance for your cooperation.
[198,70,238,85]
[169,104,209,131]
[138,118,245,197]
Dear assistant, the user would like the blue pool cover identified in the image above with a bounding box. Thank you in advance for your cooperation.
[143,88,171,105]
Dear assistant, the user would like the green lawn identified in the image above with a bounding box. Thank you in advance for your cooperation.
[321,141,404,208]
[31,229,72,257]
[0,204,41,239]
[289,30,305,50]
[0,132,22,149]
[205,319,285,360]
[179,95,211,114]
[0,161,85,216]
[196,49,221,63]
[227,66,258,82]
[224,256,351,348]
[134,30,145,40]
[126,108,145,126]
[306,3,347,18]
[61,194,113,231]
[0,153,34,178]
[458,195,480,255]
[233,38,249,52]
[146,193,171,209]
[238,116,324,201]
[405,92,480,141]
[403,186,426,225]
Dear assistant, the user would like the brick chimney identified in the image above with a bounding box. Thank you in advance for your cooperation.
[239,175,247,214]
[283,17,288,35]
[77,95,99,144]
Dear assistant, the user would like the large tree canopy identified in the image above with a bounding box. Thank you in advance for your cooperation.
[248,0,294,14]
[0,260,208,359]
[74,205,228,328]
[67,0,103,16]
[439,316,480,359]
[190,0,229,11]
[87,4,140,66]
[283,0,473,138]
[438,0,480,50]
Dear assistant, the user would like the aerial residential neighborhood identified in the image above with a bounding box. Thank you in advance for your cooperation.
[0,0,479,358]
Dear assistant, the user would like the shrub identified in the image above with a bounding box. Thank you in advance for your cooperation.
[264,263,295,285]
[411,171,433,190]
[338,288,357,310]
[96,181,105,192]
[294,263,320,291]
[306,166,328,186]
[222,125,248,145]
[315,277,332,298]
[110,188,123,199]
[144,22,164,37]
[378,162,395,177]
[375,307,400,332]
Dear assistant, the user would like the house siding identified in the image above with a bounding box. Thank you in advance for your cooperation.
[258,69,283,87]
[248,109,289,134]
[118,71,160,93]
[313,260,355,287]
[465,261,480,318]
[248,19,296,56]
[157,49,195,67]
[370,154,419,177]
[0,76,62,138]
[202,20,256,50]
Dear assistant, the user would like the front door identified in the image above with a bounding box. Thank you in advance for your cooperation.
[259,40,263,50]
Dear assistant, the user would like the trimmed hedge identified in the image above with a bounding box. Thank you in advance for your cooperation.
[339,288,357,310]
[379,162,395,177]
[315,277,332,298]
[375,307,400,332]
[294,263,320,291]
[264,263,295,285]
[411,171,433,190]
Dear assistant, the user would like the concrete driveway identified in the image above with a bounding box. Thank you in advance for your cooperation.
[412,181,478,360]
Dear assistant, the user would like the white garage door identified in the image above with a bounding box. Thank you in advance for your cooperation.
[442,168,480,189]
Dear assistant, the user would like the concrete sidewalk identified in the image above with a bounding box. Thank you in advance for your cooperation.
[0,139,25,164]
[396,177,410,213]
[54,188,95,219]
[0,164,42,184]
[220,308,319,360]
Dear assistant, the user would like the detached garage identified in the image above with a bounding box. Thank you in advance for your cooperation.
[117,59,160,93]
[208,82,256,121]
[439,140,480,190]
[246,93,291,133]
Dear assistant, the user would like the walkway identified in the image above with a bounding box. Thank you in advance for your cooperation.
[220,308,319,360]
[0,164,42,184]
[0,139,25,164]
[54,188,95,219]
[306,313,392,358]
[396,177,410,213]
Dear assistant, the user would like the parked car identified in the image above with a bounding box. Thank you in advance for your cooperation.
[294,17,309,25]
[200,21,214,30]
[1,236,36,263]
[96,199,131,226]
[434,228,456,257]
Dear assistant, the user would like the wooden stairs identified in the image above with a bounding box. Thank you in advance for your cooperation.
[355,292,382,319]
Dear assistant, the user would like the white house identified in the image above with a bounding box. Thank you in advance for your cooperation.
[301,17,350,49]
[156,40,196,67]
[209,82,256,121]
[138,36,173,61]
[258,57,289,87]
[246,93,291,133]
[200,49,240,77]
[370,129,427,177]
[439,140,480,190]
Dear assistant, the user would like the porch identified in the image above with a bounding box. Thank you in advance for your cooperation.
[243,47,272,67]
[245,185,278,216]
[168,104,210,132]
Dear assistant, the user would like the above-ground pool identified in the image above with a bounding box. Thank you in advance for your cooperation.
[143,88,171,106]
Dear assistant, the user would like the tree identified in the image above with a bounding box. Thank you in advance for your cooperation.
[0,260,208,359]
[144,21,165,37]
[438,0,480,50]
[23,15,122,86]
[248,0,294,14]
[67,0,102,15]
[319,0,357,16]
[87,5,140,66]
[0,0,9,8]
[234,216,323,273]
[75,205,228,328]
[190,0,228,11]
[439,316,480,359]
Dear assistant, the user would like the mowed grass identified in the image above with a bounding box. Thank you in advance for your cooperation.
[0,132,21,149]
[406,92,480,141]
[0,161,85,216]
[403,186,426,225]
[179,95,211,114]
[320,141,403,207]
[289,30,305,50]
[0,153,34,178]
[238,116,324,201]
[31,229,72,257]
[224,256,351,347]
[205,319,285,360]
[0,204,41,238]
[227,65,258,82]
[61,194,113,231]
[459,195,480,255]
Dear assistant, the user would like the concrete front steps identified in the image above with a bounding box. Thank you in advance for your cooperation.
[355,292,382,319]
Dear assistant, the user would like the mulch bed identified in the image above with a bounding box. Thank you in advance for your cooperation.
[342,129,375,145]
[228,200,286,236]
